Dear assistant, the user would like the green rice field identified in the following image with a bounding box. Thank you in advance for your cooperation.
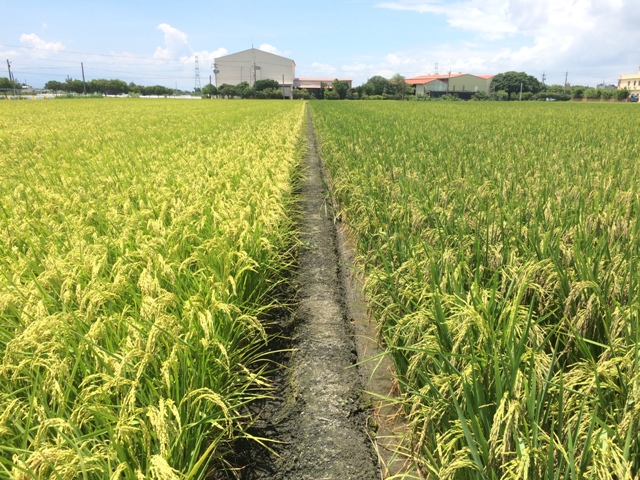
[3,98,640,479]
[310,101,640,479]
[0,99,305,479]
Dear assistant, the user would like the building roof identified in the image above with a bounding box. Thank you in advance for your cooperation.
[406,73,494,85]
[295,78,352,82]
[216,48,296,66]
[294,78,353,89]
[405,77,449,86]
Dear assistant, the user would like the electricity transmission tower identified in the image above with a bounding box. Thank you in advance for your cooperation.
[194,56,202,91]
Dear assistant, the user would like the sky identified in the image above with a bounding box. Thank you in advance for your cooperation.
[1,0,639,90]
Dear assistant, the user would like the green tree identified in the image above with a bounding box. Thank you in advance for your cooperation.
[495,90,509,101]
[490,71,543,99]
[253,79,280,91]
[584,87,601,99]
[616,87,630,101]
[361,75,392,96]
[218,84,236,98]
[139,85,173,96]
[293,88,310,100]
[471,91,490,101]
[324,89,340,100]
[0,77,21,91]
[110,79,128,95]
[536,84,571,101]
[234,82,252,98]
[332,79,350,99]
[391,74,411,99]
[600,89,615,100]
[44,80,65,91]
[201,84,217,98]
[63,77,84,93]
[263,87,282,99]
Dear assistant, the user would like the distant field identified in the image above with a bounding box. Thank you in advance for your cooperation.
[310,101,640,479]
[0,99,305,479]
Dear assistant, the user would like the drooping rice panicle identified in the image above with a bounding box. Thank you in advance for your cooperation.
[0,99,305,479]
[310,101,640,479]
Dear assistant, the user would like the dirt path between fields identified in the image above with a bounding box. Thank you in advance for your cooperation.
[233,107,409,480]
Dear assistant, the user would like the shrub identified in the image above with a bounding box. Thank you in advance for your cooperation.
[495,90,509,101]
[471,91,490,101]
[616,87,630,101]
[324,89,341,100]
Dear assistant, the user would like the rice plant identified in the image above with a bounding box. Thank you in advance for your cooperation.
[0,99,305,479]
[310,101,640,479]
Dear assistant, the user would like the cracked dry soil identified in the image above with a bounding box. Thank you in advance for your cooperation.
[234,108,381,480]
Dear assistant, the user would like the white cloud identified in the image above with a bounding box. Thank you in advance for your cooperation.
[259,43,291,57]
[153,23,191,59]
[378,0,516,39]
[2,24,229,90]
[386,54,402,66]
[184,48,228,70]
[373,0,640,86]
[310,62,338,75]
[19,33,64,51]
[259,43,280,54]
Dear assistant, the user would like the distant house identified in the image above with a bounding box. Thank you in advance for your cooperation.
[215,48,296,98]
[293,78,352,98]
[406,73,494,98]
[618,67,640,95]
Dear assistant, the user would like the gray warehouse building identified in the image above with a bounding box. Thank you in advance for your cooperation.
[214,48,296,98]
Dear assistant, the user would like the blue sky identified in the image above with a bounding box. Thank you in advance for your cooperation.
[1,0,638,90]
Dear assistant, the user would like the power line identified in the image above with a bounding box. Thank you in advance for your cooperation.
[12,67,193,80]
[0,42,189,63]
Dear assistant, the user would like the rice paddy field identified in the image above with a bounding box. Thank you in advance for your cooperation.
[0,99,305,479]
[3,97,640,480]
[310,101,640,479]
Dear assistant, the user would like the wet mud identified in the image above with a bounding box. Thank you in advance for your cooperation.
[232,107,407,480]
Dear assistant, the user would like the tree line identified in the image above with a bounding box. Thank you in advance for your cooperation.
[488,71,629,101]
[0,77,23,91]
[3,70,630,101]
[43,78,175,96]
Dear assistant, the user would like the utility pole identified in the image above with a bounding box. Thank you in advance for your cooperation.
[519,82,523,101]
[6,59,13,82]
[194,56,201,92]
[252,61,260,86]
[564,71,569,93]
[212,62,219,87]
[81,62,87,95]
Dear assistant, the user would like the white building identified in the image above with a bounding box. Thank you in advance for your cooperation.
[214,48,296,98]
[618,67,640,95]
[406,73,494,97]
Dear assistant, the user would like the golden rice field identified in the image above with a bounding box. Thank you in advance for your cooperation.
[310,101,640,479]
[0,99,305,479]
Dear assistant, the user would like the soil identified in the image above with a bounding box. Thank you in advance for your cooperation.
[230,107,408,480]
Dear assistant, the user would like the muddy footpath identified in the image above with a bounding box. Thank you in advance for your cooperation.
[232,108,409,480]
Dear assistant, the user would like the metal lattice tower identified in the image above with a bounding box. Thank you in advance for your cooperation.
[194,56,202,91]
